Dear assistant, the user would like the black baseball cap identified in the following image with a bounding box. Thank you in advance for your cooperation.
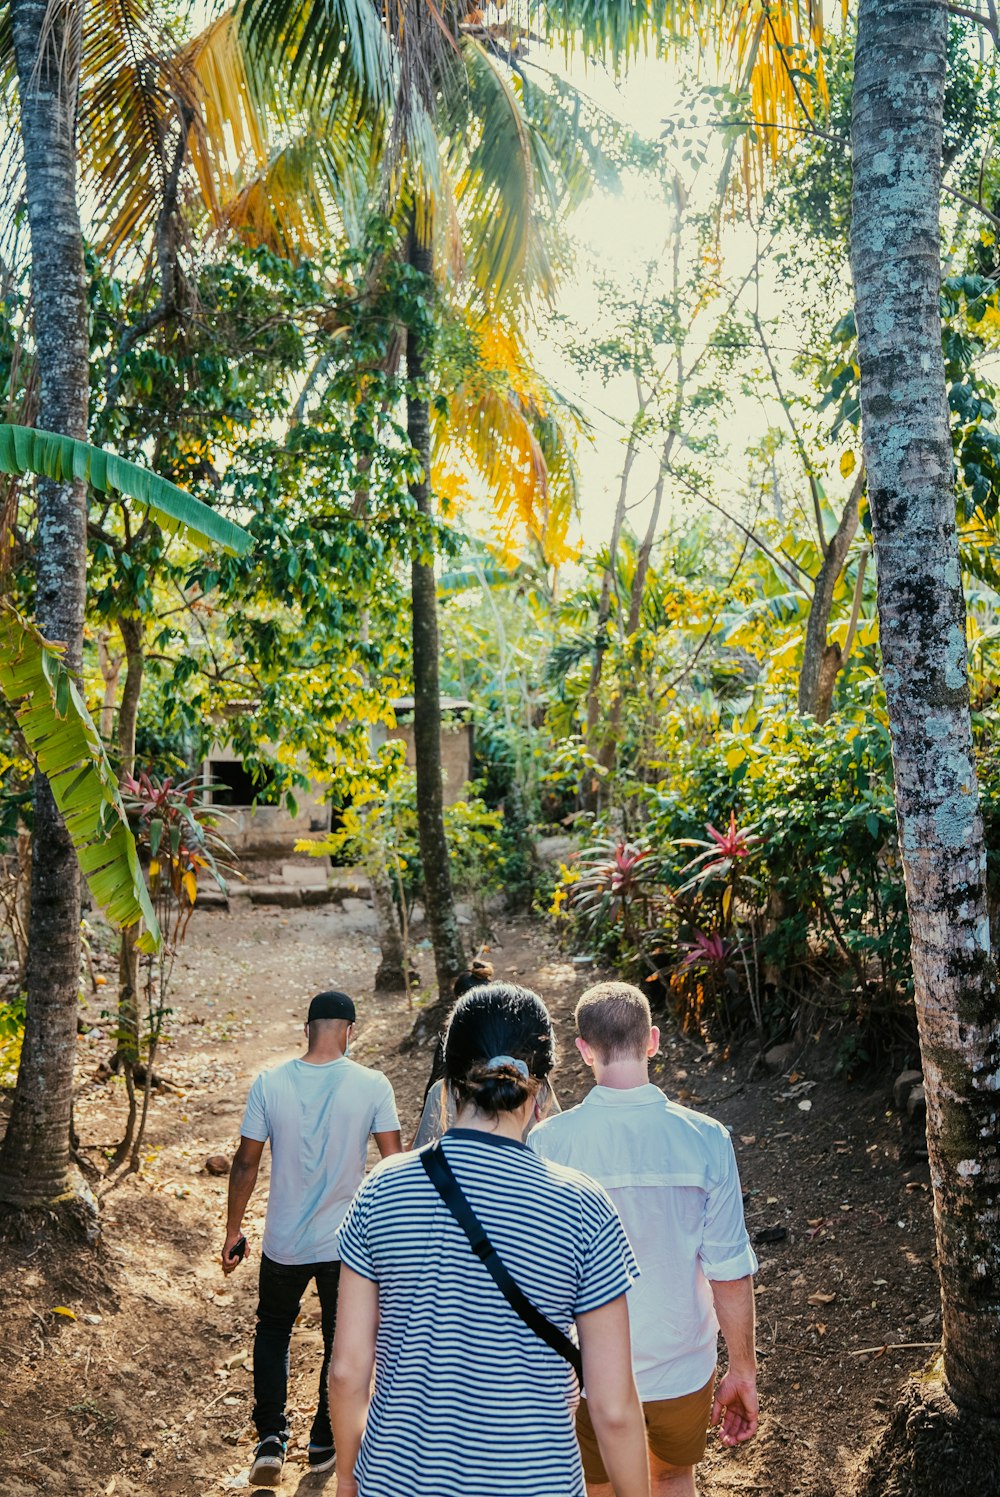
[307,990,356,1023]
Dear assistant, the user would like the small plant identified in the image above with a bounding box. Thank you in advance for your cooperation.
[570,838,663,954]
[109,772,234,1173]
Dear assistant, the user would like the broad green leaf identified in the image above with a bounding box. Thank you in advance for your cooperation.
[0,604,160,951]
[0,424,251,557]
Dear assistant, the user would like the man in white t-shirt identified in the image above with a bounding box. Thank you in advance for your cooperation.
[221,990,401,1488]
[529,981,758,1497]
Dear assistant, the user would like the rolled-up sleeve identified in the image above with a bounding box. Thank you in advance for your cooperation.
[699,1133,758,1282]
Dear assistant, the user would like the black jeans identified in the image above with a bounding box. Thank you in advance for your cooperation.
[253,1253,341,1446]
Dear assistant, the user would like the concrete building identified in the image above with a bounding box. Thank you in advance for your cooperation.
[203,697,474,856]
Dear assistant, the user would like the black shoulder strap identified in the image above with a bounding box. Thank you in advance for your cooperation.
[421,1142,584,1386]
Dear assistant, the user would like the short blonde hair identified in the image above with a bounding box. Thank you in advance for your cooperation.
[575,981,652,1061]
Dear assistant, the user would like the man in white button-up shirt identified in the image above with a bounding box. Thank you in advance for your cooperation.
[529,981,758,1497]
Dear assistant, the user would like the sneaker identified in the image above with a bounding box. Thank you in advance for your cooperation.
[249,1436,286,1487]
[307,1443,336,1473]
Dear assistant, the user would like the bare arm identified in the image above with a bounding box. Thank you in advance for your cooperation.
[221,1137,265,1274]
[373,1129,403,1158]
[330,1266,379,1497]
[577,1295,650,1497]
[710,1276,758,1445]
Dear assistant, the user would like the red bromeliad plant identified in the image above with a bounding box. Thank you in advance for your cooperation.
[671,813,763,1038]
[676,812,761,899]
[570,837,663,952]
[122,772,233,946]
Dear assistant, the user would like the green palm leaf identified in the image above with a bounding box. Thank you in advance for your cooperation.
[0,424,251,556]
[0,604,160,952]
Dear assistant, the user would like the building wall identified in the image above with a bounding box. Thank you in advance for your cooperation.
[203,742,330,855]
[203,714,473,855]
[382,721,474,806]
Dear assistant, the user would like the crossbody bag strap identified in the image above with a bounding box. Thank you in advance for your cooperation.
[421,1141,584,1387]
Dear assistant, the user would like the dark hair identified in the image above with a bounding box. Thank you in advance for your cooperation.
[444,982,555,1120]
[452,959,495,999]
[575,981,651,1061]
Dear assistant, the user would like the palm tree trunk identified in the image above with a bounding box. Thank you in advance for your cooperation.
[405,229,465,999]
[852,0,1000,1445]
[0,0,90,1208]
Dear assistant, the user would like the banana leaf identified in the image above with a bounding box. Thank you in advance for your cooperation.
[0,603,160,951]
[0,424,251,556]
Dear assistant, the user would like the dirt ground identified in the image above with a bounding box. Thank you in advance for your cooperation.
[0,901,938,1497]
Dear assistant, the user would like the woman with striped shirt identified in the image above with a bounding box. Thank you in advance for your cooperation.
[331,982,650,1497]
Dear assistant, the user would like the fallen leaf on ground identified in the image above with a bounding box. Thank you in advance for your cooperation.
[51,1306,76,1319]
[807,1291,837,1305]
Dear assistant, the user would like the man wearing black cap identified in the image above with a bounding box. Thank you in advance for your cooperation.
[222,990,401,1487]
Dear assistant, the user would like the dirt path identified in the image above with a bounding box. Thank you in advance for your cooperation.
[0,903,937,1496]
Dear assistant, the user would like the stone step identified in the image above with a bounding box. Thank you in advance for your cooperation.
[249,884,303,908]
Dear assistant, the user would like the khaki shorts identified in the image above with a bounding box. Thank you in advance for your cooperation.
[575,1372,715,1483]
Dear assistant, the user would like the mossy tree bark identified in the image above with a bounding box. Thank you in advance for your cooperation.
[0,0,91,1210]
[405,230,465,1000]
[851,0,1000,1441]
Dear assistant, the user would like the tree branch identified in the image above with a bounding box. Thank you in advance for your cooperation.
[947,3,998,43]
[752,307,827,550]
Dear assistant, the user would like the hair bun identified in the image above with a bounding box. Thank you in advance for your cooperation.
[463,1060,537,1117]
[471,959,494,978]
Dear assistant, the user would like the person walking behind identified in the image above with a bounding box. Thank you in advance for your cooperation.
[410,961,561,1147]
[221,989,402,1488]
[529,982,758,1497]
[330,982,650,1497]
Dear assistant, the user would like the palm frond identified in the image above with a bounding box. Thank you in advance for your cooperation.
[442,40,551,307]
[236,0,392,107]
[0,604,159,951]
[184,8,383,255]
[77,0,187,258]
[0,425,251,556]
[437,314,582,564]
[537,0,832,191]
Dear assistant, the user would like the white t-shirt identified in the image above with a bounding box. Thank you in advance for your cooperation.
[529,1082,757,1400]
[241,1056,399,1265]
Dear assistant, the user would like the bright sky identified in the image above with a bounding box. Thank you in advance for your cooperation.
[524,45,797,558]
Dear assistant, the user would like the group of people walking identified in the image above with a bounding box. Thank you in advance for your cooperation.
[221,972,759,1497]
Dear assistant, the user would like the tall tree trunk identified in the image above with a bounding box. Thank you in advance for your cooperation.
[851,0,1000,1461]
[371,862,411,993]
[97,633,123,741]
[0,0,90,1209]
[405,230,464,1000]
[797,471,864,720]
[110,615,145,1167]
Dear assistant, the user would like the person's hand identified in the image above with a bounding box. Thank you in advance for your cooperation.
[335,1476,358,1497]
[221,1231,249,1276]
[711,1369,758,1446]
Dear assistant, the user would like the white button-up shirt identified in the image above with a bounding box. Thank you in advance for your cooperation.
[529,1082,757,1400]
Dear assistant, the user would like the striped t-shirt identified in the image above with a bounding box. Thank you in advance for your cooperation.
[337,1128,639,1497]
